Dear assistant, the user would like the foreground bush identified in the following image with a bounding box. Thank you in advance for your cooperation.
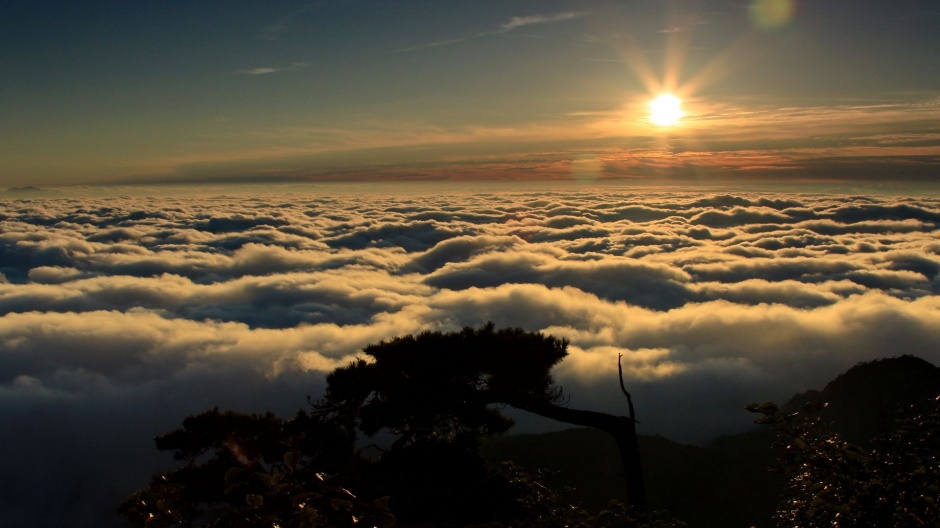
[747,397,940,527]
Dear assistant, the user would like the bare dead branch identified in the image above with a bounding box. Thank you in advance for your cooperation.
[618,353,636,422]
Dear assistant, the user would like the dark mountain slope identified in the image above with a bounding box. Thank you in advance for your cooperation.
[484,355,940,527]
[785,355,940,443]
[485,427,780,527]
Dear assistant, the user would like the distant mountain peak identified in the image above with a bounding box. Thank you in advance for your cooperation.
[786,355,940,443]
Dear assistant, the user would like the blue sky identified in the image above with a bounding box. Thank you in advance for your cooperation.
[2,0,939,186]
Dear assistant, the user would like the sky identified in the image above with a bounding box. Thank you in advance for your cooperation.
[2,0,940,186]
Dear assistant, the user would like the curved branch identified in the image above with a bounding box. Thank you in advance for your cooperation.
[618,353,636,422]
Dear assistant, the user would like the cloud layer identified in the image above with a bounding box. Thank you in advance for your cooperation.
[2,185,940,526]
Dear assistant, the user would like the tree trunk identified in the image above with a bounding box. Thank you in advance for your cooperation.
[508,397,647,511]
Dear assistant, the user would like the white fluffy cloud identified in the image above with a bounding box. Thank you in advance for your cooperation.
[2,186,940,526]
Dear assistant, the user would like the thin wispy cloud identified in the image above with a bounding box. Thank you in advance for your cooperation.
[394,37,470,53]
[235,62,309,75]
[498,12,586,32]
[396,11,587,52]
[237,67,279,75]
[257,3,317,41]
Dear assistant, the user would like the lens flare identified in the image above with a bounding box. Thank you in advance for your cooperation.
[750,0,795,30]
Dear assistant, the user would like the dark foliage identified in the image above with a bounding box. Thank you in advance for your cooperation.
[747,397,940,527]
[319,323,567,447]
[315,323,649,520]
[119,408,393,528]
[313,323,577,525]
[121,324,650,527]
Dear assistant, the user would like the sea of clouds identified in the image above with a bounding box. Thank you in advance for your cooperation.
[2,184,940,526]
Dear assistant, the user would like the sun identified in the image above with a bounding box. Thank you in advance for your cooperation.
[649,94,684,126]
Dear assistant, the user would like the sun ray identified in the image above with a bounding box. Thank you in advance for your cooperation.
[601,2,764,133]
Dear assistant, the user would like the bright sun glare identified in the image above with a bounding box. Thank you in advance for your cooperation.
[649,94,684,126]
